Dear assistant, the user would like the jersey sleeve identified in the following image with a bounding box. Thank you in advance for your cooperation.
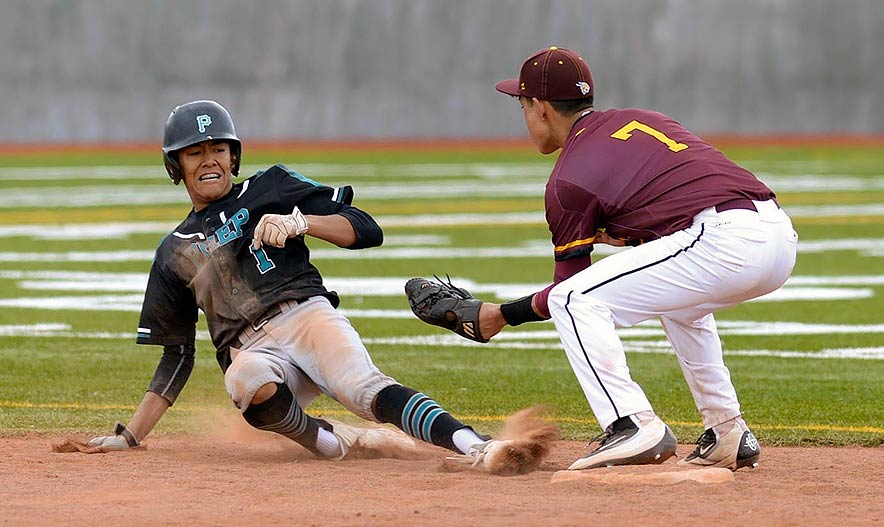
[547,179,604,261]
[273,164,382,248]
[273,164,352,216]
[136,255,198,346]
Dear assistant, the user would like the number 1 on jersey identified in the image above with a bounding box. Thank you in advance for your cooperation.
[611,120,689,152]
[250,245,276,274]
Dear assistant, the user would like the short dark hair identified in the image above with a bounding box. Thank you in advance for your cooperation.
[549,97,594,116]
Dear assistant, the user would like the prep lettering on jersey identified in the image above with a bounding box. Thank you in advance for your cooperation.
[181,207,277,273]
[183,207,249,263]
[216,208,249,244]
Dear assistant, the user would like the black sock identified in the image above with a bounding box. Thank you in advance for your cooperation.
[242,383,323,456]
[372,384,467,452]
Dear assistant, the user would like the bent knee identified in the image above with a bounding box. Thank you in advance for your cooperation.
[251,382,278,405]
[224,353,285,411]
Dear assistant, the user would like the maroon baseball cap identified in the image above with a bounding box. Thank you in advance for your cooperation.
[496,46,594,101]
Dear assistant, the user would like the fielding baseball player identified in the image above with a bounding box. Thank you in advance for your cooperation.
[88,100,550,475]
[407,47,797,471]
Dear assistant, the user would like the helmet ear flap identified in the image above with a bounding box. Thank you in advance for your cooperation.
[167,167,182,185]
[163,152,182,184]
[230,142,242,176]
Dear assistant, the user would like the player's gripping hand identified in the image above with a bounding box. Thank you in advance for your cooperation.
[87,422,140,452]
[252,206,309,250]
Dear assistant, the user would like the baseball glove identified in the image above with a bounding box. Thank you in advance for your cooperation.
[405,275,488,343]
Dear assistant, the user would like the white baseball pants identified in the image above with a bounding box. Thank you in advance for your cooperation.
[548,200,797,430]
[224,296,397,420]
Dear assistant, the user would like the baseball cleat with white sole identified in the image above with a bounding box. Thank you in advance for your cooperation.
[568,415,677,470]
[679,421,761,470]
[326,420,422,460]
[446,405,558,476]
[447,438,545,476]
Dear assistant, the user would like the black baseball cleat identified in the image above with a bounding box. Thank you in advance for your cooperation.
[679,421,761,470]
[568,415,677,470]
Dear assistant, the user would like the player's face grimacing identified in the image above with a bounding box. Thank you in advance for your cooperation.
[179,140,235,211]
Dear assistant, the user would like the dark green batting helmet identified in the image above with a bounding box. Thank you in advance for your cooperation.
[162,100,242,184]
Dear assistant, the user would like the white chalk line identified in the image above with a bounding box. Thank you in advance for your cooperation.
[0,212,882,243]
[0,235,882,261]
[0,216,550,241]
[0,272,496,292]
[8,319,883,337]
[0,271,879,303]
[5,164,882,189]
[0,163,554,181]
[0,222,450,246]
[755,174,884,192]
[3,322,881,360]
[362,337,884,361]
[1,167,883,208]
[4,188,884,210]
[0,182,558,207]
[1,288,872,312]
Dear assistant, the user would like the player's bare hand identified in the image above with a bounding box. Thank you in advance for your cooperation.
[479,302,507,340]
[252,206,308,250]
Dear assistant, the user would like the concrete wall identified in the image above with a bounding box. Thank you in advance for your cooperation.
[2,0,882,143]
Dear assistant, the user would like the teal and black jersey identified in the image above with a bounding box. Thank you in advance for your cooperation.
[136,164,380,370]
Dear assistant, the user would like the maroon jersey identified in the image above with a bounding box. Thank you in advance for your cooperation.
[547,108,773,258]
[534,108,774,316]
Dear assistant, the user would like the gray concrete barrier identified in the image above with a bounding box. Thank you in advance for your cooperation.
[2,0,881,142]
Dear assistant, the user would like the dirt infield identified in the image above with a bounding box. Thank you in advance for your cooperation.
[1,432,881,527]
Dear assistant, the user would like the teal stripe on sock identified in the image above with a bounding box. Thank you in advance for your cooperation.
[401,393,427,437]
[421,408,446,443]
[410,400,439,441]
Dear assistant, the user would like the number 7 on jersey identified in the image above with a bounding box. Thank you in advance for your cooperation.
[611,120,689,152]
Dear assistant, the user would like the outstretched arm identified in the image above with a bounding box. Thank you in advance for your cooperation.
[478,294,550,340]
[88,392,171,451]
[125,391,172,441]
[407,257,589,343]
[89,344,194,450]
